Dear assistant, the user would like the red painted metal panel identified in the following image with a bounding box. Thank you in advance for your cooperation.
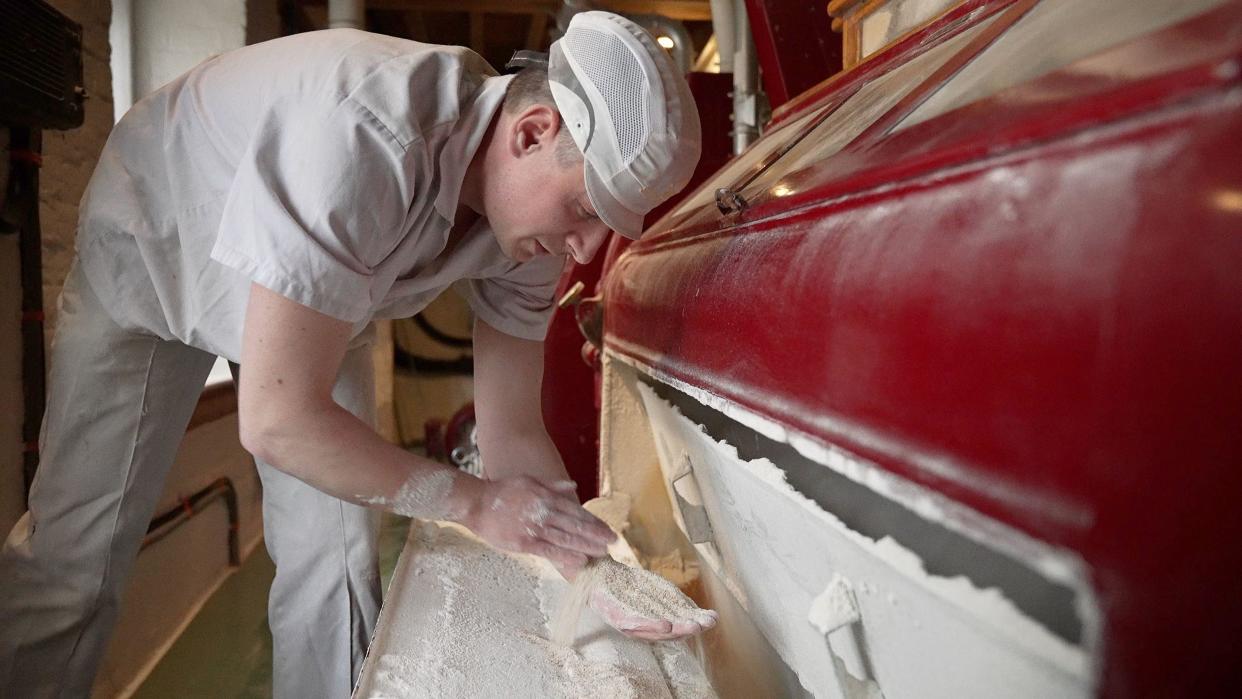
[603,3,1242,696]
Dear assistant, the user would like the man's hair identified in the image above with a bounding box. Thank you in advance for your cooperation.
[502,66,583,167]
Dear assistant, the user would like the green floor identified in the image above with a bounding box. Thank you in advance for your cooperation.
[133,514,412,698]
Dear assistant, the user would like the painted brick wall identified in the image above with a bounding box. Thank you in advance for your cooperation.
[0,2,114,539]
[42,0,114,349]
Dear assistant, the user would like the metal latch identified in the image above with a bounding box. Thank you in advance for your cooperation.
[715,187,748,215]
[810,575,886,698]
[671,455,714,545]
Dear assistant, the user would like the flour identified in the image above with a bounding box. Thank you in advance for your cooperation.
[551,559,603,646]
[360,468,460,520]
[355,522,717,699]
[553,556,718,647]
[632,379,1094,695]
[808,574,859,635]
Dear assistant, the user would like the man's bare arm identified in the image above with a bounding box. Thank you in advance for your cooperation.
[471,317,571,485]
[236,283,612,569]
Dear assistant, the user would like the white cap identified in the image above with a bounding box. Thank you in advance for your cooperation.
[548,11,702,238]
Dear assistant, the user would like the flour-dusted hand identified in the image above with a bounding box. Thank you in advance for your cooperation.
[462,476,616,571]
[588,557,718,641]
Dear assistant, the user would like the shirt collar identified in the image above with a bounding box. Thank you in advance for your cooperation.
[433,73,514,222]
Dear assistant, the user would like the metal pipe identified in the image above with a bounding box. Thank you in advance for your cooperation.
[328,0,365,30]
[708,0,736,72]
[632,15,694,75]
[732,0,761,153]
[143,477,241,567]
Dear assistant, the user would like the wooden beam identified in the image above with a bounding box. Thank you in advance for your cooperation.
[364,0,557,15]
[602,1,712,20]
[355,0,712,22]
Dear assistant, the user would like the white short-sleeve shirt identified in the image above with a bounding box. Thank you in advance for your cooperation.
[76,29,565,361]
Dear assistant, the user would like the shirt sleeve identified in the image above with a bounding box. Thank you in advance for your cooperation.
[455,254,566,341]
[210,97,414,322]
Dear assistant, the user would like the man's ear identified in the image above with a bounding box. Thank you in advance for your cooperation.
[511,104,560,157]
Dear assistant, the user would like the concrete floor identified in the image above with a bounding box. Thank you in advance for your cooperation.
[132,513,413,698]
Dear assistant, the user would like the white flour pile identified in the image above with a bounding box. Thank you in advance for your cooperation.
[553,557,718,647]
[356,522,717,699]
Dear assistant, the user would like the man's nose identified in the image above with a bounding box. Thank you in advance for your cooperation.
[566,224,610,265]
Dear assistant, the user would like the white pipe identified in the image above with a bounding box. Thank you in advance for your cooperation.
[109,0,134,122]
[732,0,760,154]
[328,0,365,30]
[708,0,735,73]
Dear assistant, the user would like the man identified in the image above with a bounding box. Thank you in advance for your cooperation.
[0,11,708,698]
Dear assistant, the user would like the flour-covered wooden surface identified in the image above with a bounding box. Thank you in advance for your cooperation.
[353,521,715,698]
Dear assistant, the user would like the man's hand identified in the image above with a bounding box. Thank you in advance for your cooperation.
[462,476,616,572]
[587,557,719,641]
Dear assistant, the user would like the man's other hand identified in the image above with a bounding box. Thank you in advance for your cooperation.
[464,476,616,572]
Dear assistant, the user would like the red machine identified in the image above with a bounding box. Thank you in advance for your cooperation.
[546,1,1242,696]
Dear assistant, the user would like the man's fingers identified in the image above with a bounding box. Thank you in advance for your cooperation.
[541,523,608,558]
[529,540,586,572]
[695,610,719,629]
[544,510,613,551]
[545,498,616,544]
[621,619,706,641]
[617,617,673,635]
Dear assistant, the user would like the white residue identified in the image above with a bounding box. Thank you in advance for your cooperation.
[356,522,717,699]
[360,468,459,521]
[807,574,859,635]
[633,381,1091,678]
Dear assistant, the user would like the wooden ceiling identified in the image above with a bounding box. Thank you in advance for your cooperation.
[285,0,714,70]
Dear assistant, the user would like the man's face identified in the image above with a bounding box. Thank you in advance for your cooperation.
[485,109,613,266]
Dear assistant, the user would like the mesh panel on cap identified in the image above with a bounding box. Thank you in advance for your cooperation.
[565,27,649,164]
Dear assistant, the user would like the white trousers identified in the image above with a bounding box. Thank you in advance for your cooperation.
[0,262,382,698]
